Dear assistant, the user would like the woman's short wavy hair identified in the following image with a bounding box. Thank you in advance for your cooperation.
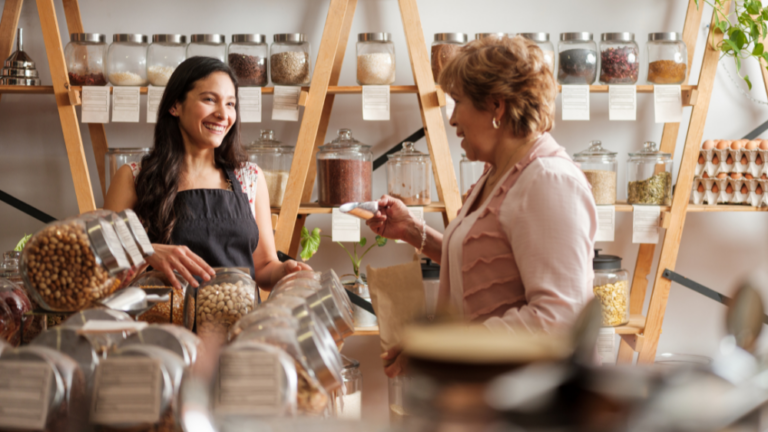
[438,35,557,137]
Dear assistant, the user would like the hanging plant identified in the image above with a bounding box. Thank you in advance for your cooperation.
[299,227,387,277]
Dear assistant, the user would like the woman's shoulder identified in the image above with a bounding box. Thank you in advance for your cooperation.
[127,161,141,182]
[520,156,591,192]
[236,162,260,178]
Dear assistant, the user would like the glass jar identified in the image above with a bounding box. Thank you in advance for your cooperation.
[271,33,311,86]
[647,32,687,84]
[340,274,377,329]
[0,253,43,344]
[357,33,395,85]
[0,286,17,345]
[573,140,618,205]
[519,33,555,73]
[474,33,507,40]
[599,33,639,84]
[228,303,298,341]
[147,34,187,86]
[389,375,411,424]
[105,147,150,194]
[387,141,432,205]
[119,324,201,366]
[130,270,189,326]
[62,308,134,355]
[194,268,256,345]
[317,129,373,207]
[593,250,630,327]
[1,251,22,284]
[245,130,294,207]
[270,280,354,343]
[460,153,485,202]
[187,34,227,62]
[558,32,597,84]
[228,34,268,87]
[431,33,468,82]
[64,33,108,85]
[334,355,362,420]
[421,258,440,319]
[106,34,149,86]
[627,141,673,205]
[0,278,32,346]
[30,327,101,391]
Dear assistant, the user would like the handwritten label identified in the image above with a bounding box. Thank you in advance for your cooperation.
[362,85,390,121]
[561,85,590,121]
[609,85,636,121]
[81,86,111,123]
[112,87,141,123]
[0,361,53,430]
[146,86,164,124]
[214,350,284,415]
[239,87,262,123]
[597,328,617,365]
[595,206,616,242]
[272,86,301,121]
[654,85,683,123]
[91,357,162,425]
[332,208,361,243]
[110,216,145,267]
[632,205,661,244]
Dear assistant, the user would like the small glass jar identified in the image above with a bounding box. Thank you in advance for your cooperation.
[147,34,187,86]
[357,33,395,85]
[187,34,227,62]
[317,129,373,207]
[627,141,673,205]
[647,32,687,84]
[599,33,639,84]
[106,34,149,86]
[194,268,256,344]
[593,250,630,327]
[431,33,467,83]
[558,32,597,85]
[30,327,101,390]
[105,148,150,193]
[389,376,411,424]
[519,33,555,73]
[1,251,22,284]
[0,278,32,346]
[245,130,294,207]
[334,355,362,420]
[65,33,108,86]
[573,140,618,205]
[228,34,268,87]
[387,142,431,205]
[460,153,485,202]
[271,33,311,86]
[130,270,189,326]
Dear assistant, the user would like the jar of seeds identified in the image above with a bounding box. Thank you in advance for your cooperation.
[357,33,395,85]
[187,34,227,62]
[647,32,687,84]
[627,141,673,205]
[147,34,186,86]
[573,140,618,205]
[558,32,597,85]
[317,129,373,207]
[228,34,268,87]
[431,33,468,83]
[271,33,311,86]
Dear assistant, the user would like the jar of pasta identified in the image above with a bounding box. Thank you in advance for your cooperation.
[593,250,630,327]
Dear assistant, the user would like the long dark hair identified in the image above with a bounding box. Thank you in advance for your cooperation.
[134,56,247,243]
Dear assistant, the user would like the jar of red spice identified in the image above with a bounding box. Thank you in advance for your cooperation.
[65,33,108,86]
[647,32,687,84]
[317,129,373,207]
[599,33,639,84]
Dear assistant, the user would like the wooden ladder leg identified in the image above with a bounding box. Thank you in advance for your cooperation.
[0,0,24,104]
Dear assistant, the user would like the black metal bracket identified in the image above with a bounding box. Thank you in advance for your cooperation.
[372,128,425,171]
[0,190,56,223]
[742,119,768,140]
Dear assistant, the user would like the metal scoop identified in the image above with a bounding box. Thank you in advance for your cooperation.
[339,201,378,220]
[97,287,171,316]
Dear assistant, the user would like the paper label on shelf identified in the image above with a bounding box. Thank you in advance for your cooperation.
[608,85,636,121]
[332,208,361,243]
[595,205,616,242]
[91,357,162,425]
[0,361,53,430]
[81,86,111,123]
[272,86,301,121]
[597,328,617,365]
[239,87,262,123]
[214,350,283,415]
[632,205,661,244]
[561,85,590,121]
[445,94,455,119]
[362,85,390,121]
[78,320,148,334]
[146,86,164,124]
[112,86,141,122]
[396,207,425,244]
[654,85,682,123]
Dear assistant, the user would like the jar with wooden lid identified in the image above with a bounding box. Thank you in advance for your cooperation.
[573,140,618,205]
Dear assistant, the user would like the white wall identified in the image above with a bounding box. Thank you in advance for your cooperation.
[2,0,768,423]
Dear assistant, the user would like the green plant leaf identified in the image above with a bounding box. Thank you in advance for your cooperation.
[375,235,388,247]
[747,1,761,15]
[751,22,761,40]
[735,54,742,71]
[754,42,765,56]
[731,29,748,50]
[299,227,322,261]
[14,234,31,252]
[762,52,768,62]
[744,74,753,90]
[763,8,768,20]
[718,20,729,34]
[359,237,367,247]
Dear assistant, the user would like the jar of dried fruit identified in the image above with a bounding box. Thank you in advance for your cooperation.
[356,33,395,85]
[592,250,629,327]
[627,141,673,205]
[187,34,227,62]
[105,147,150,192]
[557,32,597,84]
[228,34,268,87]
[599,33,639,84]
[518,33,555,73]
[647,32,687,84]
[271,33,311,86]
[244,130,294,207]
[147,34,187,86]
[106,34,149,86]
[193,268,256,345]
[431,33,468,82]
[317,129,373,207]
[65,33,108,86]
[387,141,431,205]
[573,140,618,205]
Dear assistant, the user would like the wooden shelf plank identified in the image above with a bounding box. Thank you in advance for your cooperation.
[687,204,768,212]
[612,201,671,212]
[0,85,54,94]
[615,314,645,335]
[271,202,446,215]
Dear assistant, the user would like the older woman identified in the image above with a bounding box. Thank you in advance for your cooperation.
[368,36,597,375]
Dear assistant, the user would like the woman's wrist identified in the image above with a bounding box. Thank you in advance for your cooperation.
[404,215,423,248]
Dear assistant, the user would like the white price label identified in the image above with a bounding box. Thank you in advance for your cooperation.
[561,85,590,121]
[362,85,390,121]
[632,205,661,244]
[239,87,262,123]
[91,357,163,425]
[654,85,682,123]
[146,86,164,124]
[214,350,284,415]
[112,87,141,123]
[597,328,617,365]
[595,206,616,242]
[332,208,361,243]
[81,86,111,123]
[0,361,53,430]
[608,85,636,121]
[272,86,301,122]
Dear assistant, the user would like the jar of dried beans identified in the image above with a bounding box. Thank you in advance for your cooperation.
[573,140,618,205]
[357,32,396,85]
[593,250,630,327]
[106,34,149,86]
[647,32,687,84]
[627,141,673,205]
[599,32,639,84]
[317,129,373,207]
[387,141,431,205]
[65,33,108,86]
[105,147,150,193]
[558,32,597,84]
[245,130,294,207]
[193,268,256,345]
[519,33,555,73]
[147,34,187,86]
[271,33,311,86]
[431,33,467,83]
[228,34,268,87]
[187,34,227,62]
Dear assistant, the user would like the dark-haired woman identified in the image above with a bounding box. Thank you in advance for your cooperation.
[105,57,310,290]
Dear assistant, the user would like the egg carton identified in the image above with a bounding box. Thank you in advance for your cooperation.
[697,143,768,178]
[691,177,767,206]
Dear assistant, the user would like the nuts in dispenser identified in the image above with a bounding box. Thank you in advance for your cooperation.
[195,269,256,343]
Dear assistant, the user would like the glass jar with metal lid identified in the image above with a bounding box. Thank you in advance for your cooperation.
[271,33,311,85]
[357,33,395,85]
[558,32,597,84]
[474,32,507,40]
[228,34,268,87]
[647,32,687,84]
[317,129,373,207]
[431,33,467,82]
[146,34,186,86]
[592,250,630,327]
[245,130,294,207]
[573,140,618,205]
[106,34,149,86]
[460,153,485,203]
[627,141,673,205]
[105,147,150,193]
[187,34,227,62]
[333,355,362,420]
[387,141,431,205]
[599,33,639,84]
[65,33,108,86]
[519,33,555,73]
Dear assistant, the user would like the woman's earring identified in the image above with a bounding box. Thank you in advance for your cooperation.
[492,117,500,129]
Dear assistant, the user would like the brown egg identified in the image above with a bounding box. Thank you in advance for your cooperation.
[730,173,743,180]
[741,155,749,165]
[726,155,734,164]
[746,140,760,150]
[761,140,768,150]
[698,155,705,164]
[702,172,710,178]
[702,140,716,150]
[757,186,764,195]
[697,183,705,193]
[731,140,745,150]
[742,184,749,194]
[712,156,720,164]
[716,140,731,150]
[712,184,720,193]
[746,173,755,180]
[716,172,728,179]
[757,156,764,165]
[726,184,734,193]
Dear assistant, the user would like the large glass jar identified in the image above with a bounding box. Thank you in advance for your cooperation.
[0,295,14,344]
[387,141,431,205]
[519,33,555,73]
[317,129,373,207]
[105,147,150,193]
[647,32,687,84]
[245,130,294,207]
[228,34,268,87]
[194,268,256,345]
[357,33,395,85]
[460,153,485,202]
[340,274,376,329]
[593,250,630,327]
[130,270,189,326]
[599,32,639,84]
[334,355,362,420]
[0,278,32,346]
[147,34,186,86]
[65,33,107,86]
[1,251,22,284]
[558,32,597,84]
[187,34,227,62]
[474,33,507,40]
[106,34,149,86]
[119,324,201,366]
[431,33,468,82]
[627,141,673,205]
[271,33,311,86]
[573,140,618,205]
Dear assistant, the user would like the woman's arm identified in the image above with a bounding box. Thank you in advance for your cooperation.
[366,195,443,263]
[103,164,138,213]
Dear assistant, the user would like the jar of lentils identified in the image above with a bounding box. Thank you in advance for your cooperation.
[147,34,187,86]
[271,33,311,86]
[357,33,395,85]
[187,34,227,62]
[228,34,268,87]
[106,34,149,86]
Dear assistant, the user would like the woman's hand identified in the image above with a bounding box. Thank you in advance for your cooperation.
[366,195,417,243]
[270,259,312,287]
[145,244,215,289]
[381,346,407,378]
